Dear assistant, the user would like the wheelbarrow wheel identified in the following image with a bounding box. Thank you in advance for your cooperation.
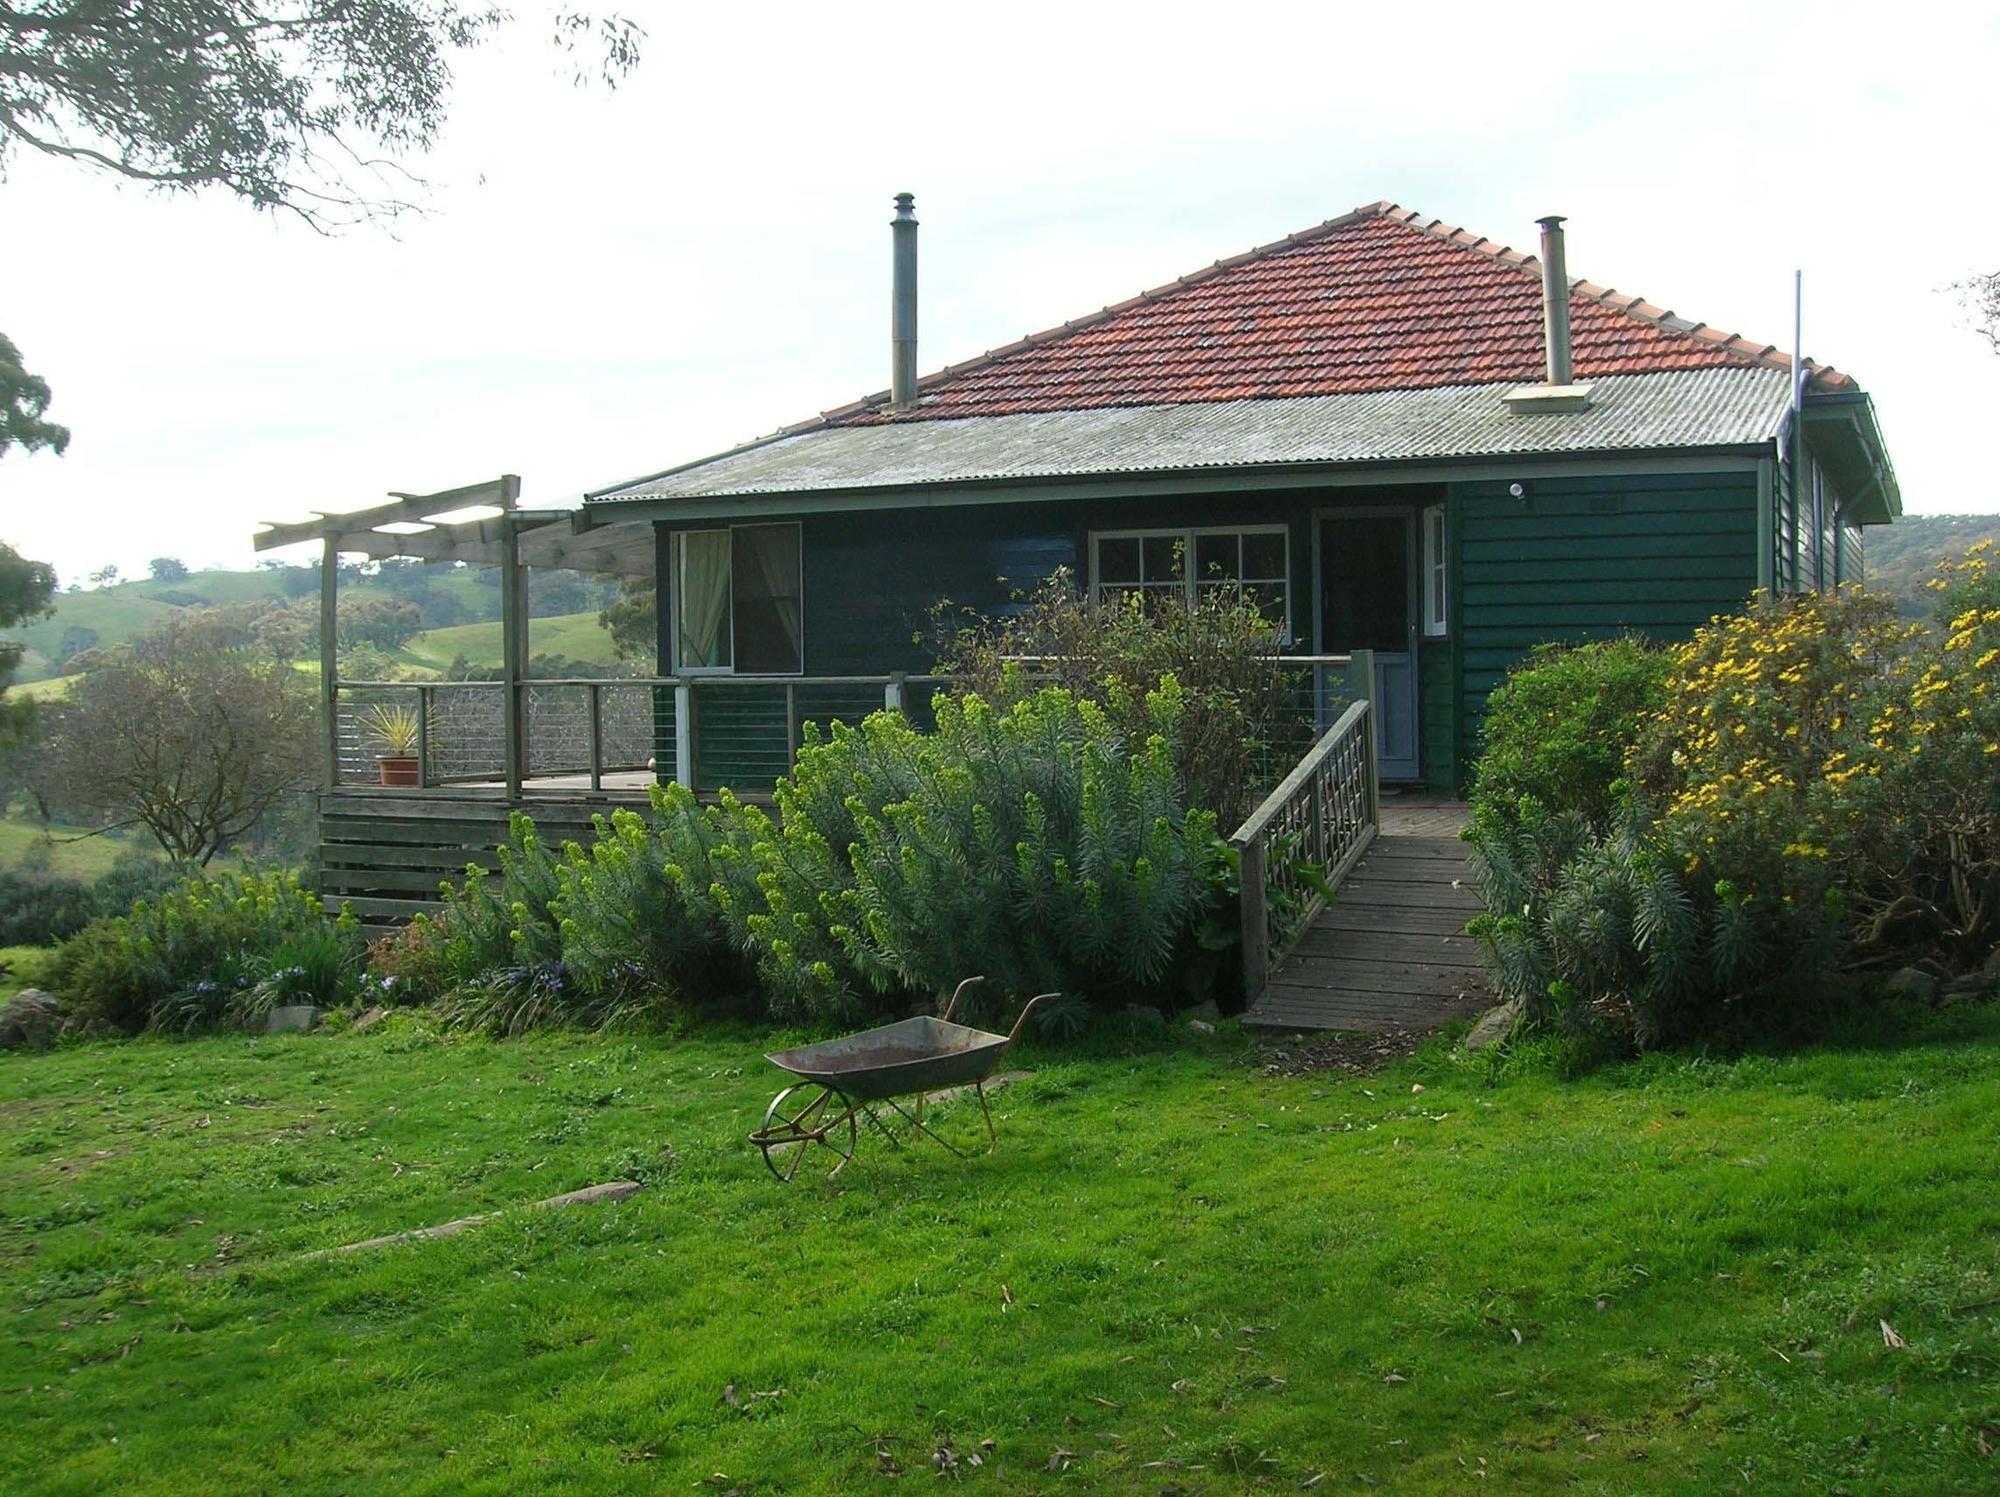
[751,1084,857,1182]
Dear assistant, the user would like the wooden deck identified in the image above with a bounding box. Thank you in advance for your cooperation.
[1243,801,1490,1033]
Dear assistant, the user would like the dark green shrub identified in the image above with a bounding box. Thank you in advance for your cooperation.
[48,868,360,1034]
[935,570,1294,826]
[398,789,763,1033]
[1469,637,1668,834]
[717,682,1224,1025]
[0,859,182,947]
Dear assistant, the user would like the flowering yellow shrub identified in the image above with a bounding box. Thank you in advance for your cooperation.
[1469,545,2000,1048]
[1831,543,2000,963]
[1636,587,1912,902]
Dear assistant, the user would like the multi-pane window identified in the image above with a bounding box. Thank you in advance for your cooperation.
[1092,527,1290,639]
[674,522,804,674]
[1421,503,1449,637]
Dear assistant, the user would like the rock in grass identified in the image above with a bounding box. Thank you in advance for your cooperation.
[0,989,59,1051]
[265,1005,323,1035]
[1464,997,1523,1051]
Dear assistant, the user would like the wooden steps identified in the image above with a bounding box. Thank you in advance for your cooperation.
[1243,829,1490,1034]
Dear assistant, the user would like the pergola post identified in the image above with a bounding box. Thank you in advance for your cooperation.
[500,507,528,798]
[320,536,339,789]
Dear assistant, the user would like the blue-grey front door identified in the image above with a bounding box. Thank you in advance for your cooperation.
[1318,510,1421,782]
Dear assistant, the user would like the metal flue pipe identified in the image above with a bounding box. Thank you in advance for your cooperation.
[891,192,919,409]
[1536,214,1573,386]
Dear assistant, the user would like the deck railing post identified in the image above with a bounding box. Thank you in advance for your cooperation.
[884,672,906,715]
[785,682,799,772]
[1349,647,1378,828]
[416,684,431,789]
[674,682,695,789]
[1239,833,1269,1001]
[587,683,604,792]
[499,516,527,798]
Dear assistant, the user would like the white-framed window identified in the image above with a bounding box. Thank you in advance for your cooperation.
[1421,503,1449,638]
[673,522,804,674]
[1089,526,1291,641]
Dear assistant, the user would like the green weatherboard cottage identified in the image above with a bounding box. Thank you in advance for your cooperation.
[579,198,1900,796]
[264,197,1903,922]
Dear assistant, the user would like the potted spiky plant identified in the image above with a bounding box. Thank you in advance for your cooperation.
[359,704,424,786]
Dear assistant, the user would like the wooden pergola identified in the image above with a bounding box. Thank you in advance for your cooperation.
[252,475,654,796]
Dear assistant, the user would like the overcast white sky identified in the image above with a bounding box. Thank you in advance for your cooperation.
[4,1,1998,583]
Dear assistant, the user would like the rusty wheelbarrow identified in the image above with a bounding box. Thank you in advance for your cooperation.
[748,978,1053,1181]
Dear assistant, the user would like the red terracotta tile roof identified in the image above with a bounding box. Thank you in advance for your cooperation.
[820,202,1844,429]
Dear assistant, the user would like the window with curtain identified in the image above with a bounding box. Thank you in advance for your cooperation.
[677,529,732,670]
[674,524,803,673]
[732,523,803,673]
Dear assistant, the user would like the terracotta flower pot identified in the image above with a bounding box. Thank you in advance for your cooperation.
[377,755,420,787]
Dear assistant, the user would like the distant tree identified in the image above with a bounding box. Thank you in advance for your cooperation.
[0,332,67,457]
[88,564,118,587]
[599,577,657,664]
[528,569,592,617]
[56,624,97,663]
[0,541,57,751]
[275,561,318,600]
[148,556,190,581]
[335,596,423,651]
[36,617,313,864]
[337,641,404,681]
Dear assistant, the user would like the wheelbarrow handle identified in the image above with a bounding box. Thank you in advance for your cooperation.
[942,975,986,1025]
[1005,992,1061,1048]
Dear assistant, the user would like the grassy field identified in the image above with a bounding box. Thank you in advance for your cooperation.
[390,610,620,673]
[1,1007,1995,1494]
[8,676,74,702]
[0,818,154,881]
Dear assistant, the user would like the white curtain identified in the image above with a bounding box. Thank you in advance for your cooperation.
[679,530,731,668]
[740,524,802,669]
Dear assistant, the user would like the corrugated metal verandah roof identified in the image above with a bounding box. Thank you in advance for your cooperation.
[589,366,1793,504]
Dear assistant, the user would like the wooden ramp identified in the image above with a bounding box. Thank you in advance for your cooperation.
[1244,811,1489,1033]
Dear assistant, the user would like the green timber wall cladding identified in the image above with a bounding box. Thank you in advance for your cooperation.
[657,495,1322,793]
[1417,634,1456,795]
[1449,469,1761,782]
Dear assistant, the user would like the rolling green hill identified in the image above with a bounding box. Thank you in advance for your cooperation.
[1862,512,2000,615]
[4,561,622,683]
[391,612,623,673]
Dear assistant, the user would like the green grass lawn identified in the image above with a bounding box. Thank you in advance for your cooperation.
[1,1010,1995,1494]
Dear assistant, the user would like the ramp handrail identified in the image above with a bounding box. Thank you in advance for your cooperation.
[1227,697,1379,1001]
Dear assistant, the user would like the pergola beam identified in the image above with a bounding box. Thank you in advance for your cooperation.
[255,474,523,553]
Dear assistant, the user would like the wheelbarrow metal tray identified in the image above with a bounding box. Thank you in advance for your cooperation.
[765,1016,1009,1102]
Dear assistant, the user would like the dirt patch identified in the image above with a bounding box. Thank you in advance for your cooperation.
[1255,1029,1429,1079]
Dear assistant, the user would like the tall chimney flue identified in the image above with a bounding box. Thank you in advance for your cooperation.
[1536,214,1573,387]
[890,192,918,409]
